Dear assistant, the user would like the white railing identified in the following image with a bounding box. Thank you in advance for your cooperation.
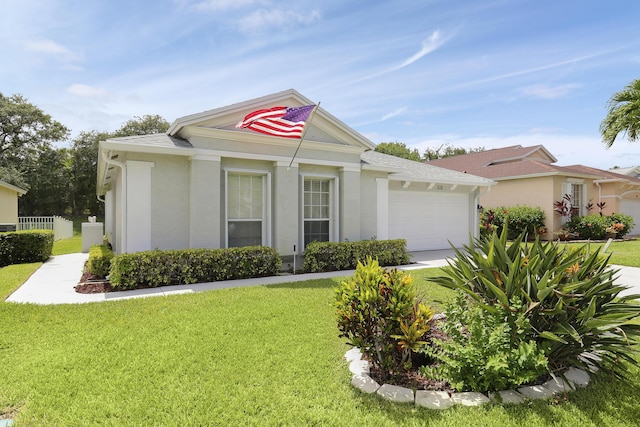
[18,216,74,241]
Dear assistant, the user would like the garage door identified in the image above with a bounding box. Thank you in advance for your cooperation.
[388,190,470,251]
[620,199,640,236]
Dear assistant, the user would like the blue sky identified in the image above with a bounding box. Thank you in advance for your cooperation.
[2,0,640,169]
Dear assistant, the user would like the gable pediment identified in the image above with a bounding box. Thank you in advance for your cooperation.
[168,89,375,150]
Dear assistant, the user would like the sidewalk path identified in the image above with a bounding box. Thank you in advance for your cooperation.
[5,250,639,305]
[5,250,454,305]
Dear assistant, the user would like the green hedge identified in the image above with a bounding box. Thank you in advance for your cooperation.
[302,239,410,273]
[0,230,54,267]
[109,246,282,290]
[567,213,636,240]
[480,206,546,240]
[87,244,114,278]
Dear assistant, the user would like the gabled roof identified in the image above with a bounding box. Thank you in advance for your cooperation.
[427,145,597,180]
[427,145,556,172]
[0,180,28,195]
[610,166,640,177]
[564,164,640,185]
[167,88,376,150]
[361,150,494,187]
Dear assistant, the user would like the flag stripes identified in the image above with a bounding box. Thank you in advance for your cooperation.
[236,105,316,139]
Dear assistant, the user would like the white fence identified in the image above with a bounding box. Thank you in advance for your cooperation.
[18,216,74,241]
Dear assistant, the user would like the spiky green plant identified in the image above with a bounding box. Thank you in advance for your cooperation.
[432,227,640,377]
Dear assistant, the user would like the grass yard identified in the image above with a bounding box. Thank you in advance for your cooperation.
[1,264,640,426]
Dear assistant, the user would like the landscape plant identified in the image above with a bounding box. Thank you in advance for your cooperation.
[335,257,434,382]
[431,228,640,377]
[303,239,409,273]
[0,230,54,267]
[480,206,545,239]
[422,293,548,392]
[109,246,282,290]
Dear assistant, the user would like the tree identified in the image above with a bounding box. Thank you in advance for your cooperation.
[112,114,170,137]
[374,141,421,161]
[0,93,69,160]
[423,144,485,161]
[68,131,110,216]
[600,79,640,148]
[0,93,70,189]
[19,147,72,216]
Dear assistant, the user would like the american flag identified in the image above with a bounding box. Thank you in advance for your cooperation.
[235,105,316,139]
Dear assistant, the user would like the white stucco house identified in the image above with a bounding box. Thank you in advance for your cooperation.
[97,89,494,261]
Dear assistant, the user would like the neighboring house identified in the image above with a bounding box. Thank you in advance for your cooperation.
[0,180,27,232]
[611,166,640,178]
[428,145,640,238]
[96,89,494,259]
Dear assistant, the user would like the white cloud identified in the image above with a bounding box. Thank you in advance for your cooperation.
[67,84,109,98]
[238,9,322,33]
[392,30,446,71]
[189,0,266,11]
[23,38,82,62]
[521,84,580,99]
[381,107,407,121]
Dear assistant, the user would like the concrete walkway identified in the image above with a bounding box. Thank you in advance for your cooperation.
[5,250,454,305]
[5,249,640,305]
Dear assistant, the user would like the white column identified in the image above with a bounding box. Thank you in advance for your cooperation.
[376,178,389,240]
[126,160,154,253]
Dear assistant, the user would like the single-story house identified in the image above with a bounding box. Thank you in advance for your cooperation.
[428,145,640,238]
[0,180,27,232]
[97,89,494,259]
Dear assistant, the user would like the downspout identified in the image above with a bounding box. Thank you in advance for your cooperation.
[595,181,602,212]
[101,149,127,252]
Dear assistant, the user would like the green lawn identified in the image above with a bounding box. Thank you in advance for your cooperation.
[1,262,640,425]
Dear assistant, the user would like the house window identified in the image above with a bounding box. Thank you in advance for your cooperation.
[571,184,583,216]
[304,179,331,247]
[227,173,265,247]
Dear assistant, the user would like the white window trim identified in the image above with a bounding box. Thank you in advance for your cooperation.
[300,173,339,249]
[224,168,271,248]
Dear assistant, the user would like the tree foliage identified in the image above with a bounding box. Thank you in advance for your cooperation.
[112,114,170,137]
[374,141,421,161]
[600,79,640,148]
[1,92,170,216]
[423,144,485,161]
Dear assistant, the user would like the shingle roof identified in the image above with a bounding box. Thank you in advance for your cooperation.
[427,145,555,172]
[564,164,640,184]
[105,133,193,149]
[360,150,494,186]
[426,145,598,180]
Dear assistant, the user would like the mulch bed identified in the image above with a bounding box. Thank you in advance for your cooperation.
[75,269,112,294]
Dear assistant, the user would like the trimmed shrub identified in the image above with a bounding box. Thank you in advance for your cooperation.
[302,239,409,273]
[567,214,610,239]
[335,258,434,382]
[87,244,114,278]
[432,228,640,377]
[567,213,635,239]
[0,230,54,267]
[109,246,282,290]
[480,206,545,240]
[608,212,635,238]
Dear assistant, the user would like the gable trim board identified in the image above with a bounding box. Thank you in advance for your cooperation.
[98,90,494,256]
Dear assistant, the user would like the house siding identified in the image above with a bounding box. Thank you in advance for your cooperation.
[0,185,19,225]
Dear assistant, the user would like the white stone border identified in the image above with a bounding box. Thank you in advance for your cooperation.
[345,348,591,409]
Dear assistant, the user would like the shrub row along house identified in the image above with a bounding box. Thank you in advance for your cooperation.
[97,89,494,261]
[428,145,640,238]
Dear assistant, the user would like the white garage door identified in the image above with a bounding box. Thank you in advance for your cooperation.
[389,190,470,251]
[620,199,640,236]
